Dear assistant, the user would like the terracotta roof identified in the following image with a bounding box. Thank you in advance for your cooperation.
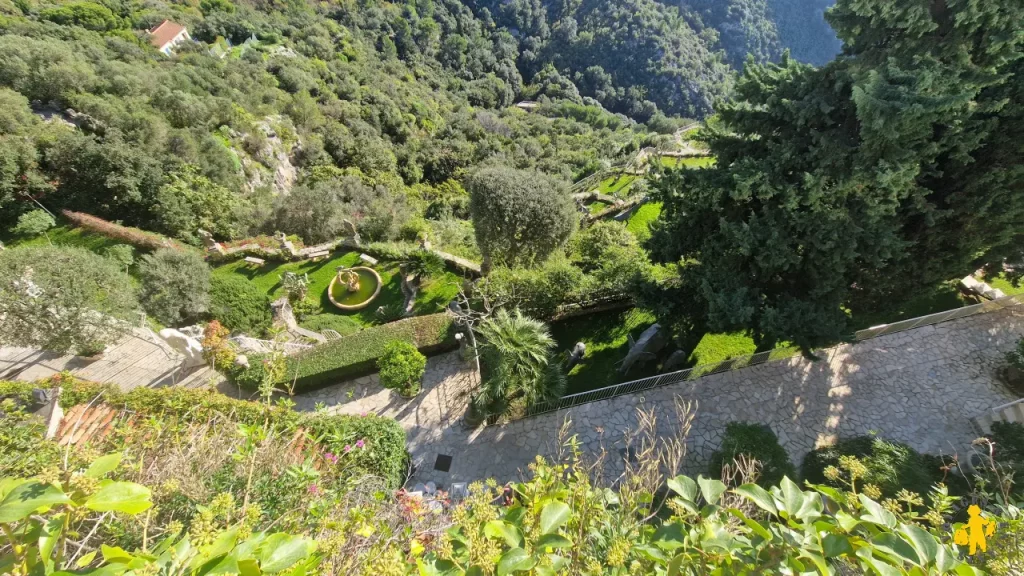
[149,20,187,49]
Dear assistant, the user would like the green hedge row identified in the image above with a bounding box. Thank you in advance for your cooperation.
[0,378,409,487]
[281,312,458,392]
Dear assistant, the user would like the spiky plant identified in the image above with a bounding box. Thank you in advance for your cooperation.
[475,308,565,413]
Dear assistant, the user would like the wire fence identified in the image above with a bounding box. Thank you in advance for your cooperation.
[484,292,1024,425]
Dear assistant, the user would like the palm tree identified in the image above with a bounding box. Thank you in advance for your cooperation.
[475,308,565,413]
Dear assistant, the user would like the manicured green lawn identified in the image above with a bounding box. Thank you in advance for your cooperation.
[626,201,662,242]
[987,274,1024,296]
[597,173,637,196]
[212,251,460,332]
[660,156,715,169]
[4,225,122,253]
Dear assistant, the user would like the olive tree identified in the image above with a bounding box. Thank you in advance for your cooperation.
[0,245,138,354]
[137,248,211,327]
[467,167,577,270]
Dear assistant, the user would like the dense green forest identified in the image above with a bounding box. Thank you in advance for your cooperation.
[0,0,845,242]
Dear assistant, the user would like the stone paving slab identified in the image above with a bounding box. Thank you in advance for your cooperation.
[409,309,1023,488]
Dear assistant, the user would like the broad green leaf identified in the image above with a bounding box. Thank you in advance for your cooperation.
[858,494,897,529]
[836,510,861,531]
[259,533,314,573]
[733,484,777,515]
[39,513,65,564]
[76,551,98,568]
[954,563,983,576]
[201,551,241,575]
[0,478,28,502]
[632,544,667,562]
[495,548,535,576]
[822,533,853,558]
[203,528,240,564]
[85,482,152,515]
[856,546,901,576]
[0,481,70,522]
[504,505,526,526]
[898,524,938,567]
[538,501,570,535]
[798,551,829,574]
[779,476,804,518]
[666,553,685,576]
[534,534,572,550]
[666,475,698,502]
[727,509,771,540]
[466,566,485,576]
[697,476,726,504]
[238,558,261,576]
[651,523,687,552]
[872,533,921,566]
[85,454,122,479]
[484,521,522,548]
[101,545,132,563]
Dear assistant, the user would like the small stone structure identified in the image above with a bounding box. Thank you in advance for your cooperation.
[197,229,226,256]
[275,232,300,258]
[619,323,665,374]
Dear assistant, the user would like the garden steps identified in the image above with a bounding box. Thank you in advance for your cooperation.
[970,398,1024,435]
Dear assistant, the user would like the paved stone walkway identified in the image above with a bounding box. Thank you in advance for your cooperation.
[400,308,1023,487]
[0,328,223,390]
[293,351,477,457]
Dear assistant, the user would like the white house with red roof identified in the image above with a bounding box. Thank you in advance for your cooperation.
[149,20,190,55]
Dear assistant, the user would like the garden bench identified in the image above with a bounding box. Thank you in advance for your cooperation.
[359,253,379,265]
[243,256,266,266]
[308,250,330,261]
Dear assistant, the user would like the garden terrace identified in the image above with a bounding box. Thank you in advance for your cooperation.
[212,251,461,336]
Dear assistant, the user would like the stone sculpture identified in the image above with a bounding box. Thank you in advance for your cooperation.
[566,342,586,372]
[158,328,207,369]
[342,219,361,245]
[619,324,665,374]
[275,231,299,258]
[197,229,226,256]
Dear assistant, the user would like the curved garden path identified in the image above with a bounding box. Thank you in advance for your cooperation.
[296,308,1024,487]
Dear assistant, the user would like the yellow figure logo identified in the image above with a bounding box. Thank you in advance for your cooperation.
[953,505,997,556]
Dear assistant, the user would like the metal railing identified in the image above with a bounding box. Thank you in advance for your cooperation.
[486,292,1024,424]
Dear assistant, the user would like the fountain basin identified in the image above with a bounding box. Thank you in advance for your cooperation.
[327,267,382,311]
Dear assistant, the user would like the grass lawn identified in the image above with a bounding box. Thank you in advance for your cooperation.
[987,274,1024,296]
[212,251,460,332]
[596,173,637,196]
[4,225,122,253]
[626,202,662,242]
[846,281,968,331]
[660,156,715,169]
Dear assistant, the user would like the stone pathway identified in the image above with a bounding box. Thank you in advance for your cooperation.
[0,328,223,390]
[398,308,1022,487]
[293,351,477,458]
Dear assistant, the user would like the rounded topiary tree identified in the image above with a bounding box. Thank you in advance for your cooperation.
[708,422,796,487]
[467,167,577,271]
[0,245,138,354]
[377,340,427,397]
[209,274,272,336]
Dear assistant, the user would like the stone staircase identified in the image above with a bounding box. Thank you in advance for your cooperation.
[970,398,1024,435]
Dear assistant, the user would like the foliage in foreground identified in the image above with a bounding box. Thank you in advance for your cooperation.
[5,410,1021,575]
[708,421,796,488]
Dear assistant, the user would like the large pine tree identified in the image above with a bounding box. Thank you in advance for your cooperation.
[649,0,1024,351]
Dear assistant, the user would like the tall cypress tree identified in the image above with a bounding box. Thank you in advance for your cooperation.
[649,0,1024,351]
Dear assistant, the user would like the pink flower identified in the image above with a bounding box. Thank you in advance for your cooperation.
[344,445,352,453]
[360,412,368,417]
[308,483,320,495]
[356,439,365,449]
[324,453,338,464]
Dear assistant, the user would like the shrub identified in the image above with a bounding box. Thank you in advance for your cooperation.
[102,244,135,271]
[62,210,191,252]
[477,257,588,319]
[0,245,138,354]
[0,378,409,488]
[209,274,272,335]
[11,209,54,237]
[138,248,211,327]
[475,309,565,416]
[802,436,936,499]
[708,422,796,487]
[377,341,427,397]
[467,166,577,269]
[283,313,456,392]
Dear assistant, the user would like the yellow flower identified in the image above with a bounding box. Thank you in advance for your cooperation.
[862,484,883,500]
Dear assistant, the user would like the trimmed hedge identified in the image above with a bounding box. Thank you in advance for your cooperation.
[801,436,937,499]
[0,377,409,487]
[708,422,796,487]
[282,313,458,392]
